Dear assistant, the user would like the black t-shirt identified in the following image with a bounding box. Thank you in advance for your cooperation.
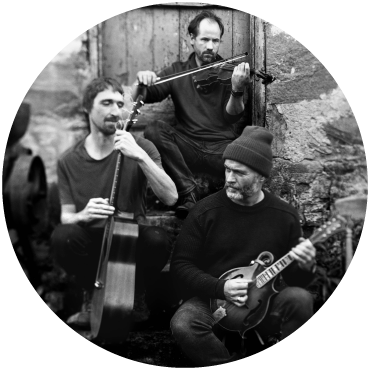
[57,135,162,226]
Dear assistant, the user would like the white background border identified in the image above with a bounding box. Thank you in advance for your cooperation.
[1,1,368,369]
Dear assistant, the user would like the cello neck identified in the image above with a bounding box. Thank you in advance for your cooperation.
[108,95,144,207]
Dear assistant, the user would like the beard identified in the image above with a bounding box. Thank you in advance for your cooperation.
[200,51,217,65]
[91,117,118,136]
[225,180,260,201]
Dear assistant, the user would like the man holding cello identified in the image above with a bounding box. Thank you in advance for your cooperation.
[132,10,251,219]
[51,77,177,332]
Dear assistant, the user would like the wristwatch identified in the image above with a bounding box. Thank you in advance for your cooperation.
[231,89,244,97]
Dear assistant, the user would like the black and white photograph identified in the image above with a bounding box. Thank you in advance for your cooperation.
[1,1,369,369]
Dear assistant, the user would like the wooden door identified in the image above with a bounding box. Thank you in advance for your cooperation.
[89,4,266,128]
[101,5,249,84]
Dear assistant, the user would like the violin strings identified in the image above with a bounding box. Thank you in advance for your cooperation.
[153,53,248,85]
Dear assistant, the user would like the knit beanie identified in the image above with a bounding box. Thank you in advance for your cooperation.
[223,126,273,177]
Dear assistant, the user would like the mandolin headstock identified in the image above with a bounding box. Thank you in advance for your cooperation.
[309,215,347,245]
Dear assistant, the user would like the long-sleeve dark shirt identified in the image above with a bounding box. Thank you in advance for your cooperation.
[145,53,243,142]
[171,189,315,301]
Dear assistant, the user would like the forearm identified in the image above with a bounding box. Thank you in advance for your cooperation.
[171,258,225,299]
[61,210,85,225]
[138,152,178,206]
[226,94,245,115]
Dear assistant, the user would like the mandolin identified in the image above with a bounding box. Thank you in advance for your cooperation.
[210,216,347,338]
[90,96,144,343]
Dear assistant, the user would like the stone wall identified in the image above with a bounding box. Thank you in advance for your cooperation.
[19,34,91,184]
[14,19,367,229]
[264,24,367,227]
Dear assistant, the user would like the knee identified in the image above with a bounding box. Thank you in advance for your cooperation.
[288,287,313,305]
[137,226,170,266]
[149,227,169,249]
[170,308,193,340]
[144,121,170,147]
[144,121,161,143]
[281,287,314,317]
[50,224,83,249]
[140,226,169,251]
[50,223,88,264]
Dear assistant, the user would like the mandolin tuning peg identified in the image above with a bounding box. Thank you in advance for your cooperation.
[137,109,141,115]
[140,100,144,106]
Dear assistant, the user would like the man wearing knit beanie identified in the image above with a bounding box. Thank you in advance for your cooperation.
[170,125,317,366]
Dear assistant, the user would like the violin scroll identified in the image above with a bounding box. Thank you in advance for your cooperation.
[253,69,276,85]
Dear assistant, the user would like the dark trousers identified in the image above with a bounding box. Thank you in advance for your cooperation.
[170,288,314,367]
[144,122,232,196]
[51,223,170,292]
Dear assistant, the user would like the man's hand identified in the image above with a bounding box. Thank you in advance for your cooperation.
[224,279,250,307]
[114,129,146,161]
[290,237,316,271]
[231,62,250,92]
[136,70,158,86]
[79,198,114,223]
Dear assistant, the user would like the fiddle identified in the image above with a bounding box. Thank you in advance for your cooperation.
[193,61,276,88]
[143,52,275,87]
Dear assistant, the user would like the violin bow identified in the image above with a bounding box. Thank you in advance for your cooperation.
[153,52,249,85]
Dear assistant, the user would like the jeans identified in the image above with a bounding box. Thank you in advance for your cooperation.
[170,288,314,366]
[144,122,232,196]
[51,223,170,291]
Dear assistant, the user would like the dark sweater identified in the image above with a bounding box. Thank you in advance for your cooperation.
[145,53,243,141]
[170,189,315,301]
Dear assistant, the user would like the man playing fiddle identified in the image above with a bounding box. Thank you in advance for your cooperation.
[51,77,177,327]
[132,10,251,219]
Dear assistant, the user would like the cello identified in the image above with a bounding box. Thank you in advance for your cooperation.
[90,96,144,343]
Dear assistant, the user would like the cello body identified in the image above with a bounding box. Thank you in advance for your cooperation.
[91,215,138,343]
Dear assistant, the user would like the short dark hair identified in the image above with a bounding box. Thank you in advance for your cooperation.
[82,77,124,113]
[188,11,224,39]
